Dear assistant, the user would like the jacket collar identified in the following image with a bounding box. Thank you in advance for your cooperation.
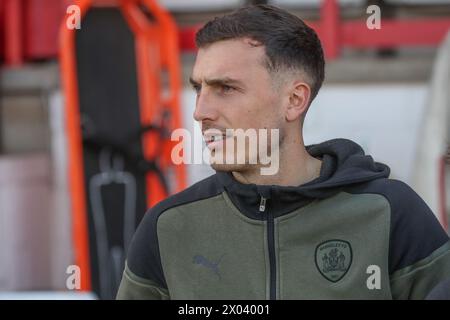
[215,139,390,220]
[215,153,335,220]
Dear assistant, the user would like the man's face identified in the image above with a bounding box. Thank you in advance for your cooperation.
[191,38,285,172]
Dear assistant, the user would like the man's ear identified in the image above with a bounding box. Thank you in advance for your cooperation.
[285,81,311,122]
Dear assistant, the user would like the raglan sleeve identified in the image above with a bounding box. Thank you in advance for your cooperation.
[116,206,170,300]
[387,180,450,300]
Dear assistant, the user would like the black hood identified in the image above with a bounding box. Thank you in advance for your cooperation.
[216,138,390,219]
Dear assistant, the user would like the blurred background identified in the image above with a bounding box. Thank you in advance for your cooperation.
[0,0,449,299]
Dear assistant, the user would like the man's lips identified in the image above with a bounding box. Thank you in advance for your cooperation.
[202,130,233,148]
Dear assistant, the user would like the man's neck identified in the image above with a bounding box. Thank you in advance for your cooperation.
[232,135,322,187]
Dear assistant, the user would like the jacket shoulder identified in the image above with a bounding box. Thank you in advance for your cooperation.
[151,173,223,216]
[126,173,223,288]
[346,178,449,274]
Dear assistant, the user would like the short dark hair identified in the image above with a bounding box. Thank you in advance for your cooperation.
[195,4,325,103]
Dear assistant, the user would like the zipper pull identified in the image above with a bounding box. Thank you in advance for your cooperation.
[259,196,267,212]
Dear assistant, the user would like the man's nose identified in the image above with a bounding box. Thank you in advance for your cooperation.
[193,91,218,122]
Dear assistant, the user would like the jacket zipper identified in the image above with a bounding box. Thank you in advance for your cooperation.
[259,196,276,300]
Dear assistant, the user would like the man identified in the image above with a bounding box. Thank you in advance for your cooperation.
[117,5,450,299]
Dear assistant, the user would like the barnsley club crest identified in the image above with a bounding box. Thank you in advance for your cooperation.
[315,239,352,282]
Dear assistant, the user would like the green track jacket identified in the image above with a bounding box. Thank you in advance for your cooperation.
[117,139,450,299]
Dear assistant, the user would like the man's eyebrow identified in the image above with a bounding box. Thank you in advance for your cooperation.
[204,77,244,87]
[189,77,200,87]
[189,76,244,87]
